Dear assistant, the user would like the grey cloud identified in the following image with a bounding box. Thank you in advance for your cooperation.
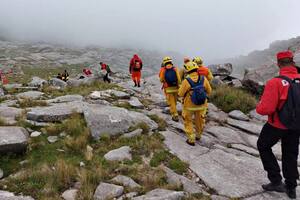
[0,0,300,62]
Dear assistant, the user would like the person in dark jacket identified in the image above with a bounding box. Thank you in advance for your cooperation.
[100,62,111,83]
[256,50,300,199]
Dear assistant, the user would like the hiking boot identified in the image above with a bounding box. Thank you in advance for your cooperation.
[186,139,195,146]
[138,83,141,87]
[262,182,286,193]
[286,188,296,199]
[172,116,179,122]
[196,137,201,141]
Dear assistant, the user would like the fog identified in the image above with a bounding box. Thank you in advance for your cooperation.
[1,0,300,61]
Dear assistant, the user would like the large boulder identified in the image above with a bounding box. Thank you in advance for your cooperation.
[0,106,23,125]
[84,105,158,139]
[49,78,67,89]
[46,95,83,104]
[133,189,185,200]
[93,182,124,200]
[27,101,85,122]
[16,91,44,100]
[28,76,47,88]
[0,190,34,200]
[208,63,233,76]
[0,127,29,154]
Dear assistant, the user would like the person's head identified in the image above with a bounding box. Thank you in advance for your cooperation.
[184,61,199,74]
[277,51,295,68]
[162,56,173,67]
[184,57,190,64]
[58,73,61,76]
[193,56,203,67]
[100,62,103,65]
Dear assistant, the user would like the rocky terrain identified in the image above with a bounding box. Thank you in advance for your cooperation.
[0,39,182,80]
[0,66,297,200]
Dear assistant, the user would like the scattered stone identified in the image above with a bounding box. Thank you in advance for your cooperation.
[49,78,67,89]
[47,136,58,143]
[30,131,42,138]
[28,76,47,88]
[90,90,130,100]
[47,95,83,104]
[0,106,23,125]
[111,175,141,189]
[27,101,85,122]
[121,129,143,138]
[117,192,138,200]
[19,160,29,166]
[62,189,78,200]
[0,168,3,179]
[0,190,34,200]
[249,109,267,122]
[25,120,50,127]
[93,182,124,200]
[0,127,29,154]
[229,110,250,121]
[164,167,206,194]
[84,105,157,140]
[79,162,85,167]
[59,132,67,137]
[133,189,185,200]
[128,97,144,109]
[104,146,132,161]
[16,91,44,100]
[227,118,263,136]
[0,88,5,97]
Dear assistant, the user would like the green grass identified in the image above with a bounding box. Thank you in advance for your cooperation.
[128,122,150,135]
[210,85,257,113]
[42,80,120,97]
[148,114,167,131]
[17,98,48,108]
[150,150,189,175]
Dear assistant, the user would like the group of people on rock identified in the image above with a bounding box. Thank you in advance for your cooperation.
[159,56,213,146]
[56,70,69,82]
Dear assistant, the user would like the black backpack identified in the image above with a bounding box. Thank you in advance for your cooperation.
[277,76,300,130]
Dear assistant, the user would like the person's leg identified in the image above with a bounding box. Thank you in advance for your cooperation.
[132,73,137,86]
[282,130,299,198]
[182,109,195,145]
[169,93,178,121]
[195,108,207,140]
[257,123,284,190]
[137,71,141,87]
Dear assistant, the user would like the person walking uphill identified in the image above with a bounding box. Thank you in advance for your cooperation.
[193,57,213,82]
[178,61,212,146]
[256,50,300,199]
[159,57,182,122]
[129,54,143,87]
[100,62,111,83]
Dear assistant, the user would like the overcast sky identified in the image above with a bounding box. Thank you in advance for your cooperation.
[1,0,300,61]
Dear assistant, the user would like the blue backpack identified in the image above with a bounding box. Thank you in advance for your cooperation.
[164,67,178,87]
[186,76,207,105]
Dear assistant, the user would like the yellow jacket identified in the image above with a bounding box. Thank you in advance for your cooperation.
[159,64,182,93]
[178,72,212,111]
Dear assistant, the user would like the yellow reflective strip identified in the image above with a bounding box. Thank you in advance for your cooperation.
[166,88,178,93]
[186,107,207,111]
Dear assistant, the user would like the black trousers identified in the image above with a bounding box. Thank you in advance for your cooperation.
[257,123,300,189]
[103,72,111,83]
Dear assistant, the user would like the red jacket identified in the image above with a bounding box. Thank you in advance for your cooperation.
[256,66,300,129]
[129,54,143,73]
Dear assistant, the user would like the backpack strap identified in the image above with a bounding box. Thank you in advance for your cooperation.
[276,75,293,83]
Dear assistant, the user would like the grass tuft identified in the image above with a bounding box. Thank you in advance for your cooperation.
[210,85,257,113]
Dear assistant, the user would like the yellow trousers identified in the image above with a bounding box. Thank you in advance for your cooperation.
[166,92,178,117]
[182,108,207,143]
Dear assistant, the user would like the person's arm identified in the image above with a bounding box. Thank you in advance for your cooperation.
[204,77,212,96]
[159,68,165,83]
[178,80,189,97]
[207,69,214,82]
[175,68,182,85]
[256,79,279,115]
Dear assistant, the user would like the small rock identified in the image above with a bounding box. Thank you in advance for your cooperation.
[19,160,29,166]
[85,145,93,161]
[93,182,124,200]
[128,97,144,109]
[30,131,42,138]
[59,132,67,137]
[47,136,58,143]
[121,129,143,138]
[111,175,141,189]
[0,168,3,179]
[117,192,138,200]
[28,76,47,88]
[49,78,67,89]
[80,162,85,167]
[229,110,250,121]
[62,189,78,200]
[133,189,185,200]
[104,146,132,161]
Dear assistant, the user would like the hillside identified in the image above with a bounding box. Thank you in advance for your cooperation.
[226,36,300,77]
[0,40,182,79]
